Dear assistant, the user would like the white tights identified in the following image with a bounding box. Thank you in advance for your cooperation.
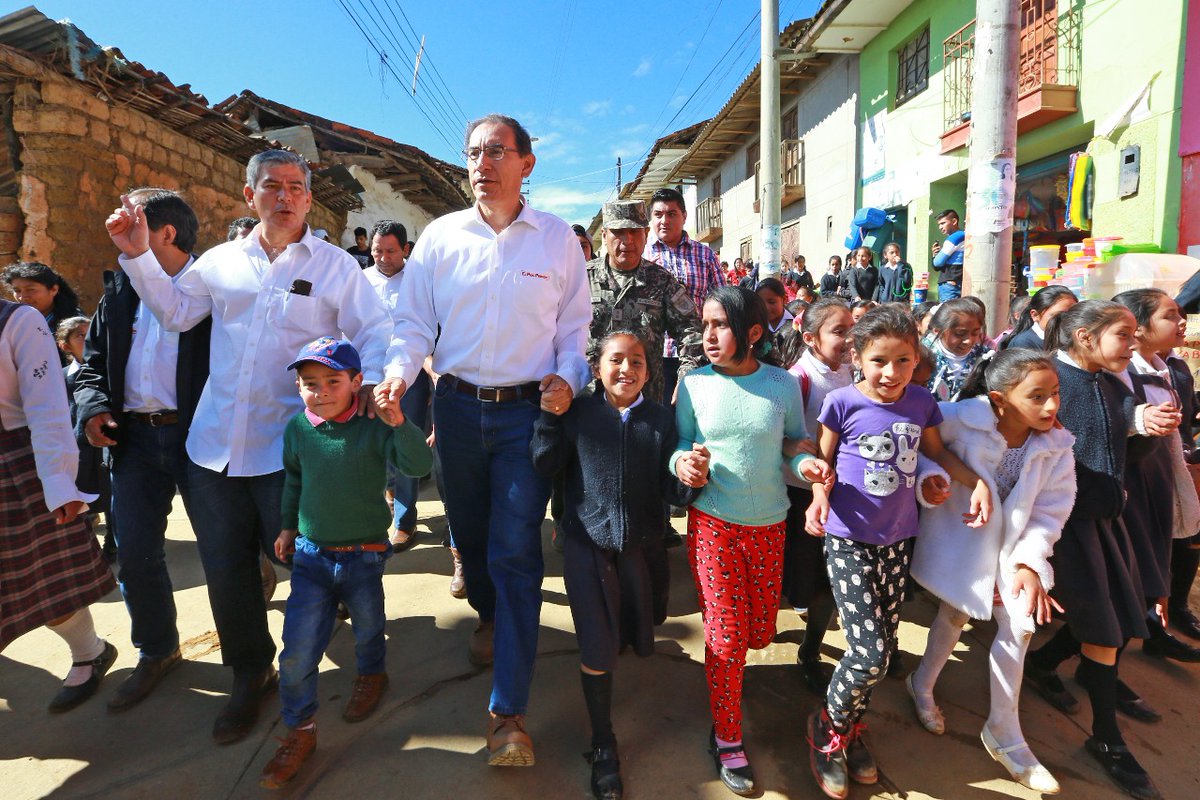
[914,600,1041,769]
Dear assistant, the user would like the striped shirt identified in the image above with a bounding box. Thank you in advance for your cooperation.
[644,231,725,357]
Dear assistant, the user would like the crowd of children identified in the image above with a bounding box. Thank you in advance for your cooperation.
[8,246,1200,800]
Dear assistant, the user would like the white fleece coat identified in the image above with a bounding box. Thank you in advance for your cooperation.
[910,396,1077,634]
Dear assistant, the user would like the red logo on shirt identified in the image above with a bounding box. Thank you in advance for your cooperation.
[521,271,549,280]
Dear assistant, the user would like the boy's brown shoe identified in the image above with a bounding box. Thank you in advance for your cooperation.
[487,713,534,766]
[260,723,316,789]
[342,673,388,723]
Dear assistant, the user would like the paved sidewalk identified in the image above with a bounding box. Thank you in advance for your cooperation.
[3,490,1199,799]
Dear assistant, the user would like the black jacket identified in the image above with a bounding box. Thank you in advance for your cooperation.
[530,386,697,551]
[73,268,211,452]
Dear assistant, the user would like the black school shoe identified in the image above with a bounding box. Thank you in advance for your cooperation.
[1169,604,1200,640]
[708,727,755,796]
[585,742,622,800]
[1113,679,1162,723]
[1142,629,1200,662]
[1023,662,1079,714]
[48,640,118,713]
[797,654,834,696]
[1084,738,1162,800]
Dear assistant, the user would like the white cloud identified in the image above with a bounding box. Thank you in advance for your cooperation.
[620,104,637,116]
[582,99,612,117]
[610,140,644,160]
[633,58,651,77]
[668,94,688,110]
[527,185,611,223]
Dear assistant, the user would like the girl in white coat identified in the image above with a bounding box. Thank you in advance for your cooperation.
[907,348,1076,794]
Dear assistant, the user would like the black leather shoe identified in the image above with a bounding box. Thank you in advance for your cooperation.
[709,728,755,797]
[1084,737,1162,800]
[48,640,118,713]
[1023,662,1079,714]
[1113,679,1162,723]
[212,666,278,745]
[1142,630,1200,662]
[586,743,623,800]
[798,654,833,696]
[1168,605,1200,640]
[108,648,182,712]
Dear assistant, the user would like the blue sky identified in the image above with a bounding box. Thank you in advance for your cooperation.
[33,0,820,224]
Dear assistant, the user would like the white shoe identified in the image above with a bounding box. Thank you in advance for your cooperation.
[905,674,945,735]
[981,725,1060,794]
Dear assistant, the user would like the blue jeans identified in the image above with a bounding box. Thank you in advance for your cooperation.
[938,279,962,300]
[110,420,194,659]
[433,378,549,715]
[185,462,282,673]
[278,536,389,728]
[388,370,431,532]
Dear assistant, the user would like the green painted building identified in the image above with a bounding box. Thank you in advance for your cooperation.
[813,0,1189,294]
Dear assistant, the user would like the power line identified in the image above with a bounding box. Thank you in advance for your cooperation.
[378,0,471,124]
[333,0,460,155]
[644,0,725,137]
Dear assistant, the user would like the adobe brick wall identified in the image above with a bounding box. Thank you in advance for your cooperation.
[4,73,345,312]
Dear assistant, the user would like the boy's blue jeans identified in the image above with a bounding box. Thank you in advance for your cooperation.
[278,536,390,728]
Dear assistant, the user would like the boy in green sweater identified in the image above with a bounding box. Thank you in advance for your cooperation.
[260,337,432,789]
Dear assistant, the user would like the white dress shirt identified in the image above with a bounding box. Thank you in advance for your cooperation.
[119,227,392,476]
[123,256,193,412]
[385,202,591,392]
[0,303,96,512]
[363,265,405,322]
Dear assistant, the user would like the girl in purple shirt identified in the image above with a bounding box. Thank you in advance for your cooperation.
[804,305,991,800]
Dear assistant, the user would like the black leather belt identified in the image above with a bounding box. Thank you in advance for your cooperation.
[449,375,540,403]
[127,411,179,426]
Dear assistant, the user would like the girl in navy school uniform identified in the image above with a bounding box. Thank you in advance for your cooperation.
[1022,300,1181,800]
[531,330,698,800]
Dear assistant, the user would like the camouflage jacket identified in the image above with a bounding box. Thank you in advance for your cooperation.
[586,256,703,403]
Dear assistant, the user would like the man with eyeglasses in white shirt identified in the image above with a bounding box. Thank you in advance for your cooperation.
[106,149,392,747]
[375,114,590,768]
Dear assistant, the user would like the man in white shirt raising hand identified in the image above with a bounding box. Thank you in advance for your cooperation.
[106,149,392,746]
[375,114,590,767]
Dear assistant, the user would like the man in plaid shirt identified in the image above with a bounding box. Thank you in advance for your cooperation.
[643,188,725,402]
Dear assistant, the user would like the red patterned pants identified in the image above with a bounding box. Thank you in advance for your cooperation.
[687,506,786,741]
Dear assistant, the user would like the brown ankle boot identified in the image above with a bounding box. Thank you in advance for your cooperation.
[260,723,317,789]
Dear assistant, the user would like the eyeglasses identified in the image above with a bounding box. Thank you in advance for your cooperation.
[463,144,520,163]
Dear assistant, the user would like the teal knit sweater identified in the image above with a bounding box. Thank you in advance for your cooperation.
[670,363,813,526]
[281,413,433,546]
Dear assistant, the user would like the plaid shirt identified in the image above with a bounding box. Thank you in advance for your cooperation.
[644,232,725,357]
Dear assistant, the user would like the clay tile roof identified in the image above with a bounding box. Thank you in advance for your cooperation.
[0,5,363,212]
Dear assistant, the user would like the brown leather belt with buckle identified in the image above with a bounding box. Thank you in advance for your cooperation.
[321,542,390,553]
[127,411,179,426]
[450,375,540,403]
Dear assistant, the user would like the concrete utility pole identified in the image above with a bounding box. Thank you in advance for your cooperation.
[963,0,1020,335]
[759,0,781,279]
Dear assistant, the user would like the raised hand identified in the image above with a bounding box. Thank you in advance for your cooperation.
[105,194,150,258]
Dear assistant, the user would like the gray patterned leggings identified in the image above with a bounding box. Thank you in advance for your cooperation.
[823,534,914,733]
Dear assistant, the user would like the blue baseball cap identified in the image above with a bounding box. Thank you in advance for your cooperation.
[287,337,362,372]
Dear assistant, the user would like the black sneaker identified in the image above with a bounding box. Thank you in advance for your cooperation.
[708,728,755,797]
[1084,738,1162,800]
[807,709,849,800]
[845,723,877,785]
[1023,662,1079,714]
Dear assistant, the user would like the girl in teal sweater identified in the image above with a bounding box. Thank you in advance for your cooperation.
[672,286,832,796]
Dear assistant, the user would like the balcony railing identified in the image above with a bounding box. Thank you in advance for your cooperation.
[696,196,722,243]
[752,139,806,213]
[942,1,1080,137]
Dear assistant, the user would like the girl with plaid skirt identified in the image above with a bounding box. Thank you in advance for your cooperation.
[0,299,116,712]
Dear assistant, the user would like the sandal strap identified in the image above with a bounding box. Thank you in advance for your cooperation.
[993,740,1032,756]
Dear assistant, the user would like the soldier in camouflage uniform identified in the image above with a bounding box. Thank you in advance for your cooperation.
[587,200,703,403]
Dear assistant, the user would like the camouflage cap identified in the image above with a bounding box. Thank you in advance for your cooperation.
[602,200,649,230]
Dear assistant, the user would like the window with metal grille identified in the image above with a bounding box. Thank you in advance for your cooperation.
[896,27,930,106]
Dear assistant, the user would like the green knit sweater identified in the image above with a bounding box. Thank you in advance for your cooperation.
[281,412,433,546]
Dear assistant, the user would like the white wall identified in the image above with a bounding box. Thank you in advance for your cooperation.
[339,165,438,247]
[695,54,859,265]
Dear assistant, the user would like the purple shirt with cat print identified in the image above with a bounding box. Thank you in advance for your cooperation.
[817,383,942,546]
